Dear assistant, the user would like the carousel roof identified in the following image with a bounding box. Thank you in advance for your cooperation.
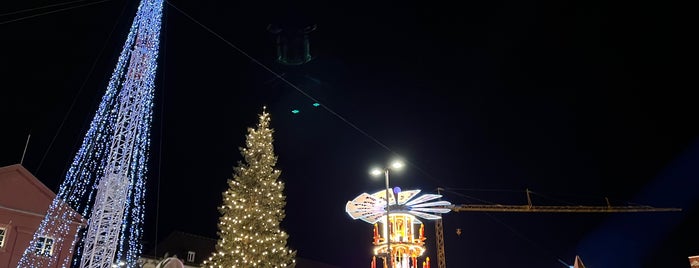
[345,188,452,224]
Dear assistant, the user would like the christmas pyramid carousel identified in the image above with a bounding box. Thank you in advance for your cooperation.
[346,187,452,268]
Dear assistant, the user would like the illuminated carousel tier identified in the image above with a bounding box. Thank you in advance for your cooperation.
[346,188,452,268]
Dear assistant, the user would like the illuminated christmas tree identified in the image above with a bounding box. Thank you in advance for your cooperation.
[204,108,296,268]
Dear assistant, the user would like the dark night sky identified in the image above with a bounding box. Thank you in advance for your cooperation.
[1,0,696,267]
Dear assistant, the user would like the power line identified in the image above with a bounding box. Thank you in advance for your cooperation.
[0,0,115,25]
[164,0,445,186]
[33,0,131,180]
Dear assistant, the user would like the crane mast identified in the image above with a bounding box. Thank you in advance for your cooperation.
[434,188,681,268]
[435,218,446,268]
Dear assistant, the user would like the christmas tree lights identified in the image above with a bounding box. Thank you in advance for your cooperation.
[204,108,296,268]
[17,0,163,267]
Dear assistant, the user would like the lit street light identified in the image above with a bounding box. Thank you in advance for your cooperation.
[370,160,404,268]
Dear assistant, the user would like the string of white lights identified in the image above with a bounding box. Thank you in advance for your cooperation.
[17,0,163,267]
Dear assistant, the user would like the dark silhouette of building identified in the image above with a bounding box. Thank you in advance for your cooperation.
[142,230,340,268]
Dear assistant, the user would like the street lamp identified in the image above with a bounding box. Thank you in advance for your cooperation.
[370,160,404,268]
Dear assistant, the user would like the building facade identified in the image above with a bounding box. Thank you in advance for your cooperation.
[0,164,84,267]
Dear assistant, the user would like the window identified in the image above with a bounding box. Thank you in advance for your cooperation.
[187,251,195,262]
[34,237,54,256]
[0,227,6,248]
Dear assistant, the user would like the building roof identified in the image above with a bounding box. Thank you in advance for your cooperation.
[0,164,84,223]
[0,164,56,214]
[144,231,217,265]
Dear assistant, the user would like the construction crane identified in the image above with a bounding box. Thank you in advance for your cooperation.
[433,188,682,268]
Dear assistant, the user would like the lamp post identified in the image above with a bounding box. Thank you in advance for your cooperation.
[371,161,404,268]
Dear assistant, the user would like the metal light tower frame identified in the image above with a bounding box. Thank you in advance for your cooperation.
[17,0,163,267]
[79,0,163,267]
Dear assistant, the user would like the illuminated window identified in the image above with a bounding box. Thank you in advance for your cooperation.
[34,237,54,256]
[0,227,6,248]
[187,251,195,262]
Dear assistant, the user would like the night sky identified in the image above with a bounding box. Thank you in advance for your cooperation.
[1,0,696,267]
